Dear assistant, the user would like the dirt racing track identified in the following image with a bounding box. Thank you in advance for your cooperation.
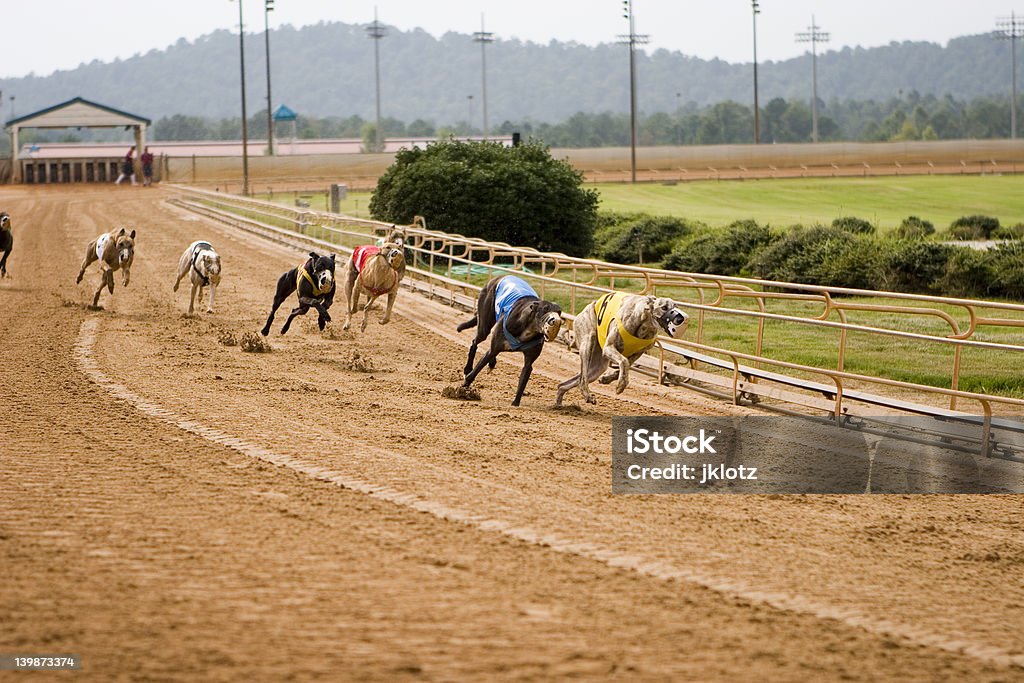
[2,185,1024,681]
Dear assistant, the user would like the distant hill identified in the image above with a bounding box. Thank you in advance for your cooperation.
[0,22,1014,126]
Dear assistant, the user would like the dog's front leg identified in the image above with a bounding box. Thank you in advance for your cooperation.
[601,339,631,395]
[380,289,397,325]
[280,303,310,335]
[512,346,544,407]
[188,282,199,315]
[0,250,9,277]
[122,267,131,287]
[342,279,356,331]
[360,294,379,332]
[206,283,217,314]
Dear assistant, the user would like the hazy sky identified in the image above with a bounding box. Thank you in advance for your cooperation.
[0,1,1017,79]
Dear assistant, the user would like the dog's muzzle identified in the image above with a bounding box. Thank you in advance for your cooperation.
[317,270,333,290]
[543,313,563,342]
[662,309,689,338]
[119,249,131,265]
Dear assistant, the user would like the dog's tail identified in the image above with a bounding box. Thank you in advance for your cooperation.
[456,315,477,332]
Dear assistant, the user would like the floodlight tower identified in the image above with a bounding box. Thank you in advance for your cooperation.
[473,14,495,140]
[619,0,649,183]
[752,1,761,144]
[264,0,275,155]
[795,15,830,143]
[995,12,1024,139]
[231,0,250,195]
[366,7,387,152]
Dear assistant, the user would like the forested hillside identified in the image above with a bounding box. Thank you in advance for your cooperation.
[0,21,1016,126]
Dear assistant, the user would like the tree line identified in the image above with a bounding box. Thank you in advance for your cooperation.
[139,91,1023,148]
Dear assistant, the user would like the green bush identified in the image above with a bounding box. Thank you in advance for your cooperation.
[947,215,1000,241]
[993,224,1024,240]
[369,138,598,257]
[593,213,699,264]
[990,241,1024,299]
[831,216,876,235]
[893,216,935,240]
[874,241,952,293]
[663,220,775,276]
[933,248,993,298]
[748,225,880,289]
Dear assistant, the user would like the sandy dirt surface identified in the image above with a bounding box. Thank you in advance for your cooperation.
[2,185,1023,681]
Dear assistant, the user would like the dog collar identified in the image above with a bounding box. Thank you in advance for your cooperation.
[502,316,544,351]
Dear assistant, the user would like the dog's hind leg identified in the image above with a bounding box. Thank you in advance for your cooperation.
[92,270,113,307]
[76,244,98,284]
[280,304,310,335]
[556,335,603,405]
[262,272,295,336]
[0,247,9,278]
[342,279,357,331]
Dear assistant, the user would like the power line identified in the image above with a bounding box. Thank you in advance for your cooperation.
[366,7,387,152]
[995,11,1023,139]
[618,0,649,183]
[795,15,830,143]
[473,14,494,140]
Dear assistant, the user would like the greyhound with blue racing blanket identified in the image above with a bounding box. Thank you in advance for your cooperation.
[457,275,562,406]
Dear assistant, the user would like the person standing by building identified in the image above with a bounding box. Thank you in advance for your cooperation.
[140,146,154,187]
[114,145,137,185]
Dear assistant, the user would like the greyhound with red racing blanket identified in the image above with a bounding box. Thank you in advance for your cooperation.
[341,240,406,332]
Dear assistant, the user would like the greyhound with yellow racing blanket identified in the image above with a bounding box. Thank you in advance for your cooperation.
[555,292,688,406]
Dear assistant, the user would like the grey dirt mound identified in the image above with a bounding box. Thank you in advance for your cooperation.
[442,385,482,401]
[240,331,271,353]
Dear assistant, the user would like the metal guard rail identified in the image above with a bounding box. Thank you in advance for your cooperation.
[168,185,1024,458]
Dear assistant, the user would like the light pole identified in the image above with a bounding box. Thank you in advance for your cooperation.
[795,15,829,143]
[366,7,387,152]
[752,1,760,144]
[473,14,494,140]
[233,0,250,195]
[995,12,1023,139]
[264,0,274,155]
[619,0,649,183]
[466,95,474,132]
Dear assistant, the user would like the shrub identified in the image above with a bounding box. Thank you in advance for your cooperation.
[933,248,993,298]
[370,138,598,256]
[748,225,880,289]
[993,224,1024,240]
[831,216,876,235]
[874,241,952,294]
[893,216,935,240]
[990,241,1024,299]
[593,213,699,264]
[947,215,1000,241]
[663,220,775,276]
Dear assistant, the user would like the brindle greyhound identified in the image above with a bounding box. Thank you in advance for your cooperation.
[261,252,336,336]
[0,213,12,278]
[555,292,688,406]
[76,227,136,308]
[457,275,562,406]
[173,240,222,315]
[342,241,405,332]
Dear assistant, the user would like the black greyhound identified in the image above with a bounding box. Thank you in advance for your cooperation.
[0,213,12,278]
[261,252,336,336]
[457,275,563,406]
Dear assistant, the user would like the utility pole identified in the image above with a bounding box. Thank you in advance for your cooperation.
[264,0,274,155]
[473,14,494,140]
[795,15,829,143]
[366,7,387,152]
[619,0,649,183]
[752,0,761,144]
[232,0,250,195]
[996,11,1024,139]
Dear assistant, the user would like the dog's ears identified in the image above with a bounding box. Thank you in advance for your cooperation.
[309,251,320,260]
[129,229,136,239]
[645,296,657,313]
[117,227,126,236]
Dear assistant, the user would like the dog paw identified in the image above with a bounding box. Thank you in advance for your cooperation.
[173,283,179,292]
[615,381,628,395]
[75,274,83,284]
[206,308,215,314]
[586,395,598,404]
[379,318,390,325]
